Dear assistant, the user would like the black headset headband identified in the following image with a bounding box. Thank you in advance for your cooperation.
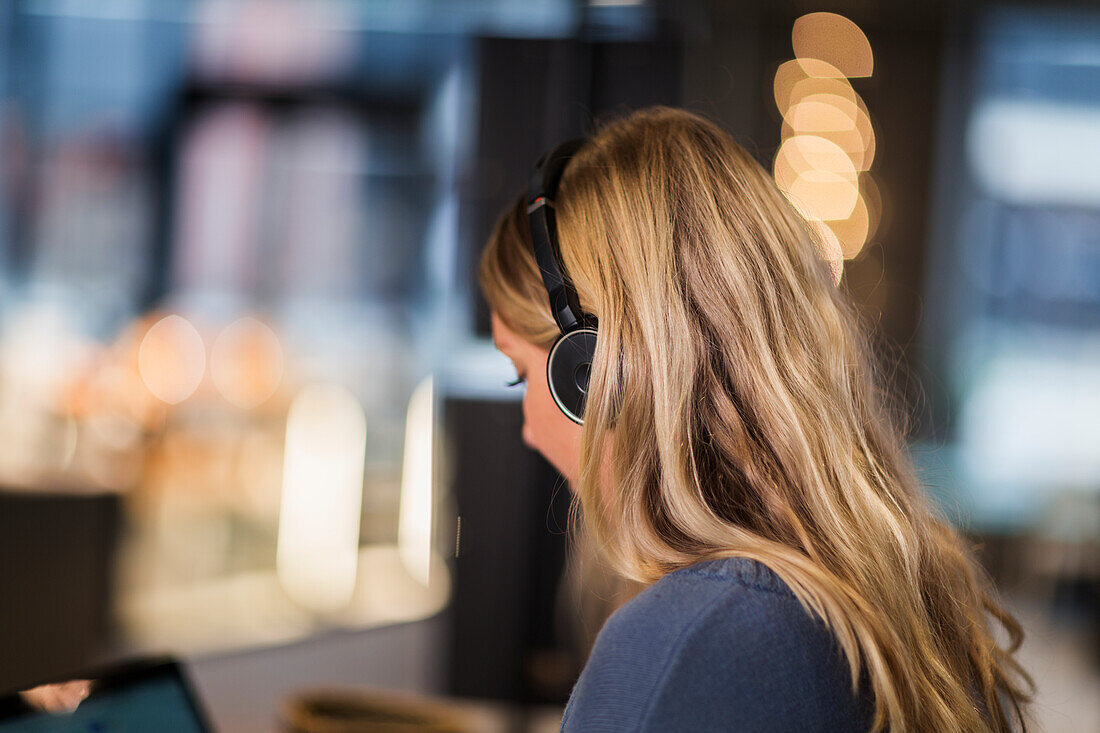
[526,138,598,335]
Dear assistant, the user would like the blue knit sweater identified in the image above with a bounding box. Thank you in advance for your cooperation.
[560,556,875,732]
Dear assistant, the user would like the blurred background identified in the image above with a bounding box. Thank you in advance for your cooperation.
[0,0,1096,730]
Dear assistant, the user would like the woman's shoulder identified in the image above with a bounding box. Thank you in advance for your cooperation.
[561,556,873,732]
[623,554,797,614]
[597,556,801,646]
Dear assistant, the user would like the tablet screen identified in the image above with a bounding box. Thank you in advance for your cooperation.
[0,660,211,733]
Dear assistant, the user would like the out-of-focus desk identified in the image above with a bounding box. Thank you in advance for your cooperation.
[186,613,562,733]
[281,686,563,733]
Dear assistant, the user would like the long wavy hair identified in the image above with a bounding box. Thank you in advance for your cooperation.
[478,106,1032,732]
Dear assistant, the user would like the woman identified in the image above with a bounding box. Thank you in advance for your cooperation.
[479,107,1033,731]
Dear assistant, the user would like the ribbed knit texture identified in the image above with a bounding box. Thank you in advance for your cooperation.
[560,556,875,732]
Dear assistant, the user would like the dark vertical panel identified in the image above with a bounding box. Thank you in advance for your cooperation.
[587,32,682,121]
[521,452,574,703]
[678,1,766,155]
[444,397,571,702]
[451,29,686,702]
[464,37,589,340]
[465,32,683,339]
[0,491,119,693]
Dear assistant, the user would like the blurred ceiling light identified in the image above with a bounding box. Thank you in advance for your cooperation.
[210,317,284,409]
[399,377,435,587]
[277,383,366,613]
[792,12,873,78]
[138,315,206,405]
[825,192,871,259]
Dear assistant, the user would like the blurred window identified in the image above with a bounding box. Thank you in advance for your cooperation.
[920,6,1100,530]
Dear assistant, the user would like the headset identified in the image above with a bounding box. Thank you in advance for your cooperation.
[526,137,598,425]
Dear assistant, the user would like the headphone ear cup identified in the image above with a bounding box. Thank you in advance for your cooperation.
[547,328,598,425]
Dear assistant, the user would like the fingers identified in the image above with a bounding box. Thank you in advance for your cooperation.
[18,680,91,713]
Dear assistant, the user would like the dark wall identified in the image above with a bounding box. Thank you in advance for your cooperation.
[464,31,683,338]
[685,1,949,435]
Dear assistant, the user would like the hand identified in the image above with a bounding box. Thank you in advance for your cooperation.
[18,680,91,713]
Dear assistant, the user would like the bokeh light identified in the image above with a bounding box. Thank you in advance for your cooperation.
[779,83,875,171]
[774,135,859,221]
[786,94,858,132]
[774,59,850,117]
[399,376,435,587]
[788,171,860,221]
[210,317,284,409]
[775,12,876,262]
[825,192,871,259]
[277,382,366,613]
[775,134,857,184]
[795,56,849,79]
[138,315,207,405]
[792,12,874,78]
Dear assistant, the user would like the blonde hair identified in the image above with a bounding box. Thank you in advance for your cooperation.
[479,106,1032,732]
